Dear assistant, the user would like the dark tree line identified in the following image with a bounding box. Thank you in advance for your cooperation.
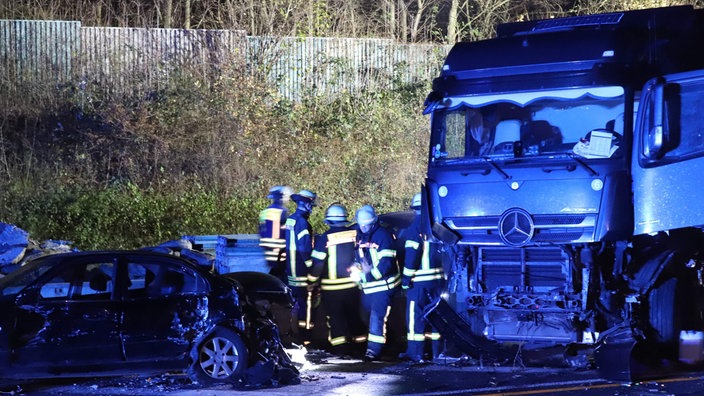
[2,1,701,43]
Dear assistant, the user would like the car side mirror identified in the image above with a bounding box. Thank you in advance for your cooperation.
[644,80,665,159]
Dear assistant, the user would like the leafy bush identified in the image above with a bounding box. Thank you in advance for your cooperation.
[0,61,429,249]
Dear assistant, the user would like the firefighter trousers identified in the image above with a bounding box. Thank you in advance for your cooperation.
[361,287,395,356]
[322,287,367,352]
[405,280,443,360]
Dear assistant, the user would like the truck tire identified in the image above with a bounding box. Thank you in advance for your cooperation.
[648,277,681,345]
[188,327,248,385]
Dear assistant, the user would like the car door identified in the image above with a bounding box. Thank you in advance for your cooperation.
[11,258,122,372]
[632,69,704,235]
[119,255,209,365]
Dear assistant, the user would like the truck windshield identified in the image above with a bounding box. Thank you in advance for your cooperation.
[429,87,625,162]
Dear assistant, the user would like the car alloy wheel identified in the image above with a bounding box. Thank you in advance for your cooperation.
[200,336,241,378]
[189,327,247,384]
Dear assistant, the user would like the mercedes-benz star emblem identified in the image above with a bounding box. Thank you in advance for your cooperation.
[498,208,534,247]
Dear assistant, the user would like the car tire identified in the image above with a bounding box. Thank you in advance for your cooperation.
[648,277,681,345]
[188,327,248,385]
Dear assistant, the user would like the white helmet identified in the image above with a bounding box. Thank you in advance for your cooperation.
[291,189,318,206]
[325,203,349,224]
[410,193,421,210]
[267,185,284,200]
[355,205,378,227]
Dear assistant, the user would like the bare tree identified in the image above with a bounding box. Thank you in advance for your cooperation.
[185,0,192,29]
[447,0,459,43]
[165,0,173,28]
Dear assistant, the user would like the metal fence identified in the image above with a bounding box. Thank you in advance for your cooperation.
[1,19,449,100]
[0,20,80,84]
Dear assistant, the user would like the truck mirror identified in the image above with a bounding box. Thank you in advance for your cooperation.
[644,81,665,159]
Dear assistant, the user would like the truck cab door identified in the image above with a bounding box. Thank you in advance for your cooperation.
[632,69,704,235]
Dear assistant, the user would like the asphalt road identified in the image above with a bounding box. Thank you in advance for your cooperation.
[8,348,704,396]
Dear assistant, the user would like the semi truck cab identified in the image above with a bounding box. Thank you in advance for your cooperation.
[423,6,704,379]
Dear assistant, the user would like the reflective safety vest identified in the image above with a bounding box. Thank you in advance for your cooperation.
[259,205,287,264]
[285,210,313,287]
[355,224,400,294]
[400,216,445,285]
[311,226,358,291]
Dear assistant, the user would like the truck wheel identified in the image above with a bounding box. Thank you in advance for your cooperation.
[188,327,248,385]
[648,277,681,344]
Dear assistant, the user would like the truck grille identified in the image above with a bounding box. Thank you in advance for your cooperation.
[447,213,596,245]
[478,247,569,292]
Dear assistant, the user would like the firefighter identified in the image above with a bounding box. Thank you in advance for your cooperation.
[310,203,368,357]
[351,204,401,361]
[399,193,446,363]
[259,185,292,281]
[285,189,318,346]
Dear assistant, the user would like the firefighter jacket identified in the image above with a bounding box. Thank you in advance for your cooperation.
[355,223,400,294]
[399,215,445,287]
[285,209,314,288]
[310,225,358,291]
[259,203,288,264]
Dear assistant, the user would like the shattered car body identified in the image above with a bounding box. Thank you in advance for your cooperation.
[0,250,299,386]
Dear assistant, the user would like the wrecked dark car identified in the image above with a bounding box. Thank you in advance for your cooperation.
[0,250,298,386]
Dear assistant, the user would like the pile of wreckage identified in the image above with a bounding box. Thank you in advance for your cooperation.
[0,222,77,276]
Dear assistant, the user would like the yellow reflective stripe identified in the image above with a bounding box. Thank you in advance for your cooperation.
[320,283,358,291]
[353,335,367,343]
[371,267,383,280]
[288,276,308,287]
[322,277,355,284]
[405,240,420,250]
[403,267,416,277]
[368,304,392,344]
[311,250,326,260]
[363,278,391,289]
[378,249,396,259]
[413,273,446,283]
[361,275,400,294]
[421,241,431,269]
[368,334,386,344]
[370,248,379,265]
[425,332,441,340]
[413,267,443,276]
[297,229,309,240]
[308,274,319,283]
[263,208,283,222]
[329,247,338,278]
[408,300,416,339]
[287,218,297,274]
[388,275,401,289]
[305,259,313,268]
[305,292,313,329]
[327,230,356,245]
[330,336,347,346]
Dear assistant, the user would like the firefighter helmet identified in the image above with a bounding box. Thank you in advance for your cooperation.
[291,189,318,206]
[355,205,377,227]
[267,185,284,200]
[325,203,349,225]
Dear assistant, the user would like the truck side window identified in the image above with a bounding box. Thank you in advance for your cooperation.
[646,80,704,162]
